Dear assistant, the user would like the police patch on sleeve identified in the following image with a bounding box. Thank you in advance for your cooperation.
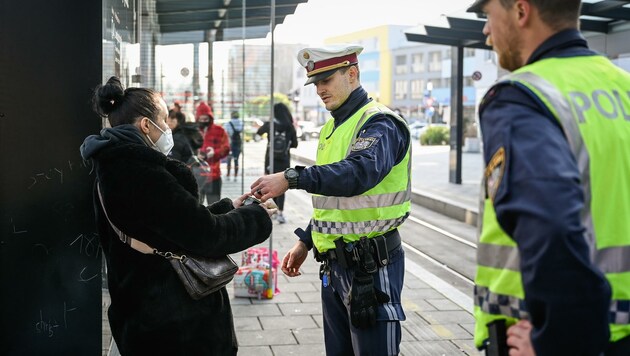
[485,147,505,202]
[351,137,377,152]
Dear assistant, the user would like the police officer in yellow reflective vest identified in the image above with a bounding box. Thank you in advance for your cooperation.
[467,0,630,355]
[251,44,411,355]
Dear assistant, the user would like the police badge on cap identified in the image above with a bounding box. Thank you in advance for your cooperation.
[297,44,363,86]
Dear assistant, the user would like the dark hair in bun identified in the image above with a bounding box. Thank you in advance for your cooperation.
[92,76,162,127]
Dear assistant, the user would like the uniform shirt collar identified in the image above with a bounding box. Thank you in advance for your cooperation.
[527,29,589,64]
[331,86,370,125]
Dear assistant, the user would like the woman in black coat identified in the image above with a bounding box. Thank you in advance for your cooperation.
[166,109,203,163]
[256,103,298,223]
[80,77,275,355]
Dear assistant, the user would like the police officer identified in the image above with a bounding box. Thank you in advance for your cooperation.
[250,44,411,355]
[467,0,630,355]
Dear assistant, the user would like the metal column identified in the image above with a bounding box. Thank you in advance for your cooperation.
[449,45,464,184]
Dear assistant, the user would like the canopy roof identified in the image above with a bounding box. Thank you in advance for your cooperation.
[156,0,306,38]
[405,0,630,48]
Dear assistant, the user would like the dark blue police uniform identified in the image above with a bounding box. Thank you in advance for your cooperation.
[479,29,612,355]
[294,86,410,355]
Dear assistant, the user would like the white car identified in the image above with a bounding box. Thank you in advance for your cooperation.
[297,121,322,141]
[408,121,427,139]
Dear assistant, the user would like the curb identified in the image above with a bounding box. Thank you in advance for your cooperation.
[292,153,478,227]
[410,189,478,227]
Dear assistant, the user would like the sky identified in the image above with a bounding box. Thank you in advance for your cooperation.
[155,0,480,97]
[272,0,477,44]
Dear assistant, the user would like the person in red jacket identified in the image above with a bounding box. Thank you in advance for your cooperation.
[196,102,230,205]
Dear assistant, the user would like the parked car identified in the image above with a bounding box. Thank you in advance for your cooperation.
[408,121,428,139]
[297,120,322,141]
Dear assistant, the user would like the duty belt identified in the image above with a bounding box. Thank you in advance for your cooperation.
[314,229,402,269]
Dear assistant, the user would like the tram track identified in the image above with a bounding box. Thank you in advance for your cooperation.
[402,212,477,285]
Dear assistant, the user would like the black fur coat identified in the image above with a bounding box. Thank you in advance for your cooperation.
[81,125,272,355]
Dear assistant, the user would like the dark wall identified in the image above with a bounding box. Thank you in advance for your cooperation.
[0,1,103,354]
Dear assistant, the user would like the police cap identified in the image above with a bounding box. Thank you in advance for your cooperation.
[467,0,489,13]
[297,44,363,86]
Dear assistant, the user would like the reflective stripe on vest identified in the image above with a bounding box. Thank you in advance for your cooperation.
[310,101,411,252]
[474,198,526,347]
[474,55,630,347]
[475,285,530,320]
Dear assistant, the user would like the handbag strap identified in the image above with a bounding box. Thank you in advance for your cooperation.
[96,183,164,256]
[186,141,196,157]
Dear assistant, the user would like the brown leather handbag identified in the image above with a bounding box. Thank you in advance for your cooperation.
[97,184,238,300]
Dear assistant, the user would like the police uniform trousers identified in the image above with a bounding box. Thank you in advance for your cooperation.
[321,244,406,356]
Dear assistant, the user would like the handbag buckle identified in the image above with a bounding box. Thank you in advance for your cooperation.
[154,249,185,261]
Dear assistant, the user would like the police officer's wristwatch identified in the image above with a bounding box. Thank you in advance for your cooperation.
[284,167,299,189]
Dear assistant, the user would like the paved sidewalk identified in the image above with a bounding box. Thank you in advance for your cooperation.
[219,143,479,355]
[222,189,477,356]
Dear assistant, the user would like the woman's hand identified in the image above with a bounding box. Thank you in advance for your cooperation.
[233,194,278,217]
[232,193,250,209]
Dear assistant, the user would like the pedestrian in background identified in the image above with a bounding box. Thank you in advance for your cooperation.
[224,110,244,181]
[467,0,630,355]
[166,109,203,164]
[80,76,276,355]
[250,44,411,355]
[256,103,298,223]
[196,101,230,205]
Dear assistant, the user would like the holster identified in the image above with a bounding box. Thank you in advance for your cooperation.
[485,319,509,356]
[314,230,401,270]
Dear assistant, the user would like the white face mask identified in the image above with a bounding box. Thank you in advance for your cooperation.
[146,119,174,156]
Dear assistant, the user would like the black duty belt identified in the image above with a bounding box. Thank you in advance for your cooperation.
[315,229,402,269]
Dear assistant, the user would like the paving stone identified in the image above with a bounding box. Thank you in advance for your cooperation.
[237,329,297,346]
[402,297,437,313]
[426,298,462,311]
[278,302,322,316]
[429,324,474,340]
[419,310,475,325]
[279,281,318,292]
[451,339,481,355]
[272,344,326,355]
[404,322,447,341]
[400,340,467,356]
[297,291,321,303]
[459,323,475,336]
[259,315,318,330]
[229,295,254,305]
[401,288,446,300]
[292,328,325,344]
[312,315,324,328]
[237,346,273,356]
[402,325,417,342]
[251,291,300,304]
[233,317,261,331]
[404,275,431,289]
[232,303,282,317]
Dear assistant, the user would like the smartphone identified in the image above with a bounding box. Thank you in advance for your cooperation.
[243,196,261,206]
